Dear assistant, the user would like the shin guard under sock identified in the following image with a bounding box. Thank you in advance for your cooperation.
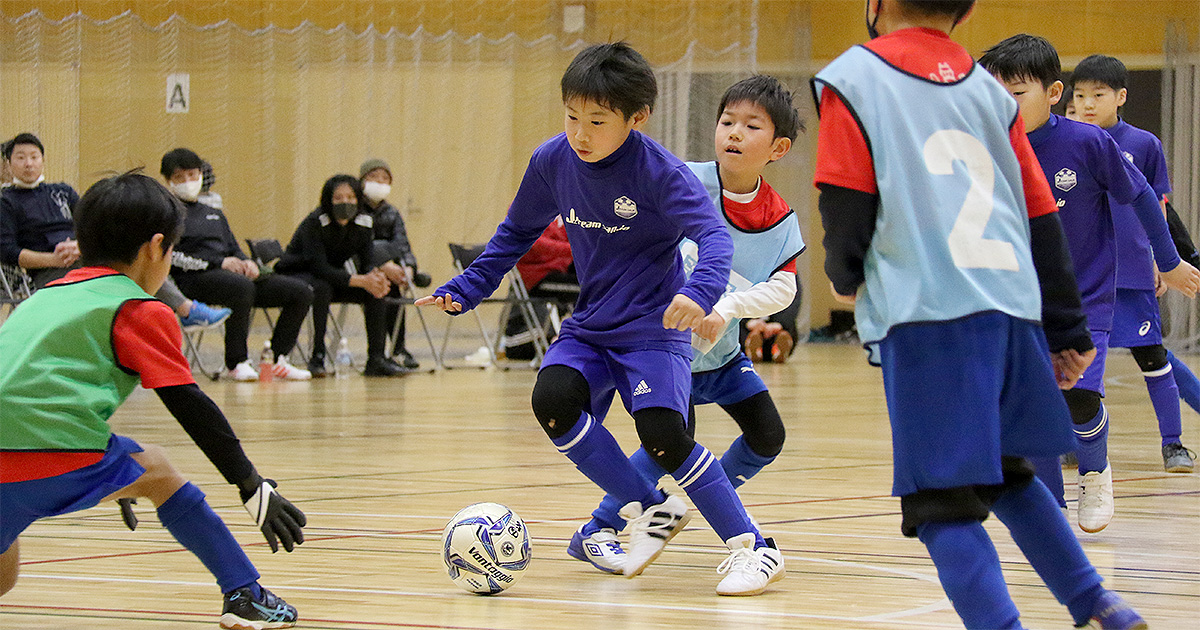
[990,477,1105,624]
[670,444,762,546]
[157,482,260,594]
[916,520,1021,629]
[552,412,661,509]
[1168,351,1200,417]
[720,435,776,489]
[1143,364,1183,446]
[1073,405,1109,474]
[588,447,667,533]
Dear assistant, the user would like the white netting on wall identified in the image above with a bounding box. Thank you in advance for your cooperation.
[1,4,815,344]
[1162,20,1200,349]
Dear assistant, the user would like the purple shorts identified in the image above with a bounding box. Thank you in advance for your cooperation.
[692,353,767,406]
[541,334,691,419]
[1110,288,1163,348]
[1,434,145,553]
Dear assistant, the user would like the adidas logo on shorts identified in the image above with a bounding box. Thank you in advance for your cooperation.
[633,380,652,396]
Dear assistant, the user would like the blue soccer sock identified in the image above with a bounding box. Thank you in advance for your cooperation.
[720,435,776,489]
[670,444,763,547]
[1168,351,1200,417]
[1143,363,1183,446]
[916,520,1022,630]
[1073,405,1109,474]
[1030,456,1067,508]
[990,477,1105,626]
[552,412,662,509]
[587,447,665,534]
[156,482,260,594]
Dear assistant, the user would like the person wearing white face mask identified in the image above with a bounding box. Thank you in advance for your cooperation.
[0,135,226,333]
[359,158,428,369]
[162,148,314,381]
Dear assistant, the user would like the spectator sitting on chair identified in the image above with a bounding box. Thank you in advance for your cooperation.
[503,215,578,361]
[359,158,430,370]
[275,174,404,377]
[161,148,314,381]
[0,133,229,331]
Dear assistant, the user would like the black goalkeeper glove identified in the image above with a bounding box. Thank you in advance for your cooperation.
[237,472,307,553]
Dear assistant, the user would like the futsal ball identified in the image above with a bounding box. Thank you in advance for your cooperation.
[441,502,532,595]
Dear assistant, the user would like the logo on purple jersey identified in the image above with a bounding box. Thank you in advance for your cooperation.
[1054,168,1077,192]
[1123,151,1135,164]
[614,196,638,220]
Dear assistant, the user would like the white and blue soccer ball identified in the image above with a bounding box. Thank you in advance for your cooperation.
[441,502,531,595]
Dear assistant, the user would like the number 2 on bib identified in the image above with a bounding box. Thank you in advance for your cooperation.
[924,129,1019,271]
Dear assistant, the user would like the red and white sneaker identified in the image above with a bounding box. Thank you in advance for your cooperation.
[272,356,311,381]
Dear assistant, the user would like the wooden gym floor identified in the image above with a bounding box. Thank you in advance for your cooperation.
[1,344,1197,629]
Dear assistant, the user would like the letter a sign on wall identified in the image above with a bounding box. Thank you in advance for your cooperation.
[166,73,190,113]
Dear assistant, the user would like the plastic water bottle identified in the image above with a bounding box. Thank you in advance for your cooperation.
[335,338,353,379]
[258,340,274,383]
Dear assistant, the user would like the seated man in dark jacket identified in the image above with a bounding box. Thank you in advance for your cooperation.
[162,148,313,381]
[360,159,430,370]
[276,174,403,377]
[1,134,228,331]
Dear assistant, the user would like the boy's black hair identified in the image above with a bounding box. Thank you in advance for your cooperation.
[897,0,975,21]
[4,132,44,160]
[1071,54,1128,92]
[978,34,1061,89]
[75,170,185,266]
[561,42,657,120]
[160,147,204,179]
[717,75,804,142]
[319,174,364,216]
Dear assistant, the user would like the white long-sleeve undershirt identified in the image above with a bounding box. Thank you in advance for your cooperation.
[711,270,797,323]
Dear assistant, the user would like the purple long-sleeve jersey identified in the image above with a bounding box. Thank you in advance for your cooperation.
[436,130,733,355]
[1106,118,1174,290]
[1026,113,1175,330]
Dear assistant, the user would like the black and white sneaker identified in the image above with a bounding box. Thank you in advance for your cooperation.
[716,533,785,596]
[220,586,297,630]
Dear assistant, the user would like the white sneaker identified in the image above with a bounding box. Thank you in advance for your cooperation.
[567,526,627,574]
[228,361,259,382]
[619,494,691,578]
[716,533,785,596]
[1078,465,1114,533]
[272,355,312,381]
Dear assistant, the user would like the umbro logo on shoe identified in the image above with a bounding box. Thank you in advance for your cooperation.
[633,380,652,396]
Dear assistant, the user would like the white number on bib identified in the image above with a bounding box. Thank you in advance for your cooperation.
[923,129,1019,271]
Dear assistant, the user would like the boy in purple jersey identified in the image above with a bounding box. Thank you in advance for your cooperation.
[417,43,776,596]
[1072,54,1199,475]
[980,36,1200,535]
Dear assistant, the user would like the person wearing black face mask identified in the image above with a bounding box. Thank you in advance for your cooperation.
[276,174,404,377]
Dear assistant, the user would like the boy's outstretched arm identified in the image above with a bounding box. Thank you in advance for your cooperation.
[156,384,306,553]
[113,299,305,552]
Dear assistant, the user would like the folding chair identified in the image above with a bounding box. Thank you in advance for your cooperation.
[497,266,577,364]
[181,325,222,381]
[1,263,35,318]
[382,279,442,371]
[245,238,310,365]
[438,243,555,369]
